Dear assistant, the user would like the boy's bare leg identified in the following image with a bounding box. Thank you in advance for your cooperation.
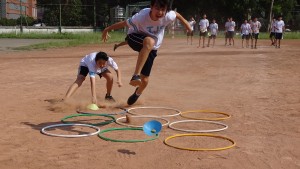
[64,75,85,99]
[198,36,201,48]
[130,37,155,87]
[102,71,113,95]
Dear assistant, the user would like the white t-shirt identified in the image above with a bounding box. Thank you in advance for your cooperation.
[271,20,276,32]
[228,21,235,31]
[251,21,261,34]
[126,8,177,50]
[209,23,218,35]
[80,52,118,78]
[199,19,209,32]
[189,20,196,31]
[241,23,251,35]
[275,20,285,33]
[225,21,230,31]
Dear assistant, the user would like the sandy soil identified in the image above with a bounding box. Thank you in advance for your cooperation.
[0,37,299,169]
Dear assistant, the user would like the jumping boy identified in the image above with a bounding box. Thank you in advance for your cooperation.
[102,0,192,105]
[64,51,122,105]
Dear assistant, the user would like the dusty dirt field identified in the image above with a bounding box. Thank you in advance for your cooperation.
[0,37,299,169]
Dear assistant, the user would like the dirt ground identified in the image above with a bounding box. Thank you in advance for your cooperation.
[0,37,299,169]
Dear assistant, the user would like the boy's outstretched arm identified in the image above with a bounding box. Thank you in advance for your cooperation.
[102,21,128,42]
[175,12,192,33]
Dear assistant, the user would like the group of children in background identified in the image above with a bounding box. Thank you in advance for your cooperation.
[186,15,285,49]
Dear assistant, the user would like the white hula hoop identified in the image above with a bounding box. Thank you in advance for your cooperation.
[126,106,181,117]
[169,120,228,133]
[115,116,170,128]
[41,123,100,138]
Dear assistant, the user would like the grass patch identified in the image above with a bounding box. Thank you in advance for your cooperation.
[0,30,299,50]
[0,31,126,50]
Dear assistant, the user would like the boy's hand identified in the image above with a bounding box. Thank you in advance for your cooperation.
[102,28,111,42]
[117,81,123,87]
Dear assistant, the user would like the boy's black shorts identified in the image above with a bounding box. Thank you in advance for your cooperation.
[126,33,158,77]
[78,66,104,78]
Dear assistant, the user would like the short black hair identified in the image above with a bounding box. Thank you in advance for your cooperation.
[95,51,108,62]
[151,0,171,11]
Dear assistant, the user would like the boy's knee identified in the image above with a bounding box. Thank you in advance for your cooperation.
[143,37,155,50]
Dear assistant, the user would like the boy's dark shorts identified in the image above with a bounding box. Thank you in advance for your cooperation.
[275,33,283,39]
[187,31,194,36]
[242,34,250,40]
[227,31,235,38]
[78,66,104,78]
[269,32,275,38]
[252,33,259,39]
[199,31,208,37]
[209,35,217,39]
[126,33,158,77]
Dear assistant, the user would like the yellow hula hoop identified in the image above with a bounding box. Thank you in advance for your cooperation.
[164,133,236,151]
[180,110,231,121]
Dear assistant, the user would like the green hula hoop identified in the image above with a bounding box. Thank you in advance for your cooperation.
[98,127,158,143]
[61,113,115,126]
[164,133,236,151]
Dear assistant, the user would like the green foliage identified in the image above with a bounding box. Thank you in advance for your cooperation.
[0,18,17,26]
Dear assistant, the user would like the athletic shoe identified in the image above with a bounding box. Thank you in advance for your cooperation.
[105,94,116,102]
[127,88,140,105]
[129,75,142,87]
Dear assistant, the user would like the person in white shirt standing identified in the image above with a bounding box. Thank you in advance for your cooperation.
[207,18,218,47]
[274,16,285,48]
[187,16,196,45]
[102,0,192,105]
[224,17,230,45]
[227,17,236,46]
[250,16,262,49]
[269,17,276,46]
[64,51,123,105]
[198,14,209,48]
[240,19,251,48]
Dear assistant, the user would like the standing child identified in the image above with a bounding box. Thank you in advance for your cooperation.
[64,52,122,105]
[102,0,192,105]
[198,14,209,48]
[240,19,251,48]
[187,16,196,45]
[227,17,236,46]
[224,17,230,45]
[274,16,285,48]
[250,16,262,49]
[207,19,218,47]
[269,17,276,46]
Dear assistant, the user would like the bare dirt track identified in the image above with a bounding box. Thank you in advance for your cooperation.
[0,37,299,169]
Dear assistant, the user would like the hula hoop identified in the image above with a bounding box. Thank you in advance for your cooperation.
[98,127,158,143]
[61,113,115,126]
[180,110,231,121]
[115,116,170,128]
[76,108,127,116]
[127,106,181,117]
[41,123,100,138]
[169,120,228,133]
[164,133,236,151]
